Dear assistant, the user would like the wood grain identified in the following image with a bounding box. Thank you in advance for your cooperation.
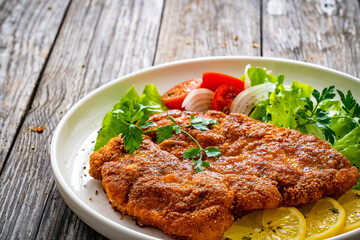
[0,0,163,239]
[3,0,359,239]
[30,0,260,239]
[35,0,261,239]
[37,183,107,239]
[155,0,261,64]
[262,0,360,77]
[0,0,70,172]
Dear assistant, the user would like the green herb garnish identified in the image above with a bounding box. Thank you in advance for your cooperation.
[94,85,166,151]
[94,85,221,172]
[297,86,337,144]
[144,113,221,172]
[296,87,360,145]
[337,90,360,120]
[330,207,339,214]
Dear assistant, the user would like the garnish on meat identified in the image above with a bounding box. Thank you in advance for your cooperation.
[89,110,359,240]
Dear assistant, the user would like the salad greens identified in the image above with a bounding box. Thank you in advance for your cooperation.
[333,127,360,168]
[247,66,279,86]
[94,68,359,178]
[94,84,167,152]
[94,84,220,172]
[247,66,360,189]
[268,80,314,130]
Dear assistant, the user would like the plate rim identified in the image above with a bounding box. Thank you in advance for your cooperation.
[50,56,360,240]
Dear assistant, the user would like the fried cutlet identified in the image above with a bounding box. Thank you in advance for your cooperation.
[89,110,359,240]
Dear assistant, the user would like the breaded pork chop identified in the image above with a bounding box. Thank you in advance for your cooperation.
[89,110,359,240]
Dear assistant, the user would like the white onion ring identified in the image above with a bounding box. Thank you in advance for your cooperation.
[182,88,214,112]
[230,83,275,115]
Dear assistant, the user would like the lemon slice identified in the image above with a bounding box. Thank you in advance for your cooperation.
[224,207,306,240]
[298,197,345,240]
[337,189,360,233]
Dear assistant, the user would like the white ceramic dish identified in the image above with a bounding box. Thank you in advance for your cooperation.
[51,56,360,240]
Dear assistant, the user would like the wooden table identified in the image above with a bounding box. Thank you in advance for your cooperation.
[1,0,359,239]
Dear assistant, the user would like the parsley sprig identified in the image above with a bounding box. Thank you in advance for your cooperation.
[297,86,336,143]
[152,114,218,140]
[112,103,158,153]
[180,117,221,172]
[133,112,221,172]
[337,89,360,122]
[297,86,360,144]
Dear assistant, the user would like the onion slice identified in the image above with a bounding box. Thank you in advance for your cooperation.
[230,83,275,115]
[182,88,214,112]
[244,64,252,89]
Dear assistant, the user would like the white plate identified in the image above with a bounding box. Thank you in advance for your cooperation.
[51,56,360,240]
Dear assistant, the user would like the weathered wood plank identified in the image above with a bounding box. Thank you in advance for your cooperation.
[262,0,360,78]
[36,0,261,239]
[0,0,70,172]
[37,182,107,240]
[155,0,261,64]
[35,0,261,239]
[0,0,164,239]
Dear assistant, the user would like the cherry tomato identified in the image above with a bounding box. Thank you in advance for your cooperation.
[211,84,242,114]
[161,78,203,109]
[202,72,244,92]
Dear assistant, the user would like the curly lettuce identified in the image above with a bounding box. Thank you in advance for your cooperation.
[248,66,360,189]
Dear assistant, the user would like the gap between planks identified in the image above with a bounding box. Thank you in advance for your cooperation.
[0,2,73,237]
[0,1,73,177]
[260,0,263,56]
[152,0,167,66]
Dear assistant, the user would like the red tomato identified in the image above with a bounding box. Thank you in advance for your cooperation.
[202,72,244,91]
[161,79,203,109]
[211,84,242,114]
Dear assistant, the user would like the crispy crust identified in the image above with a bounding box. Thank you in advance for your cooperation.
[89,110,359,240]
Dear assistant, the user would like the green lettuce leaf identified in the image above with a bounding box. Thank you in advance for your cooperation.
[318,99,341,113]
[139,84,167,114]
[247,67,279,87]
[328,111,358,142]
[333,126,360,169]
[267,81,314,129]
[240,74,245,81]
[249,99,270,122]
[305,124,325,140]
[94,85,166,151]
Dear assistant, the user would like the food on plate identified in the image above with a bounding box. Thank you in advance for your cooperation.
[181,88,214,112]
[230,82,276,115]
[225,194,360,240]
[224,207,307,240]
[201,72,245,91]
[337,189,360,233]
[211,84,242,114]
[93,84,167,152]
[161,78,202,109]
[298,197,346,240]
[162,72,245,111]
[90,109,358,240]
[90,65,359,239]
[240,66,360,190]
[159,66,360,188]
